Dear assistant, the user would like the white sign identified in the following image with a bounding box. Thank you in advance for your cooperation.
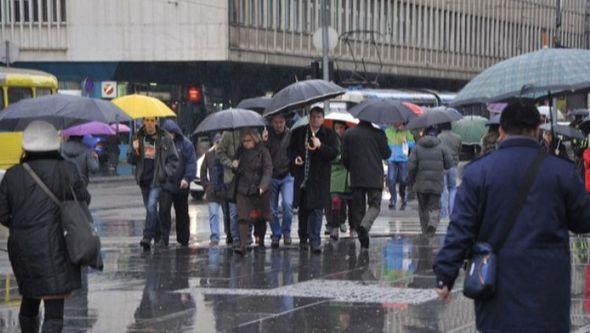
[312,27,339,52]
[101,81,117,99]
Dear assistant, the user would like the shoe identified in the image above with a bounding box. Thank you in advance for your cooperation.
[324,227,332,236]
[388,203,396,210]
[312,247,322,254]
[140,238,151,251]
[271,239,280,249]
[400,202,407,211]
[339,224,347,233]
[330,228,339,241]
[357,226,370,249]
[226,235,233,245]
[426,226,437,236]
[299,240,309,251]
[210,240,219,247]
[284,235,292,245]
[179,242,189,248]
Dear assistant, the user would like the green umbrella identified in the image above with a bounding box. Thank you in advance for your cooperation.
[452,116,488,145]
[451,48,590,107]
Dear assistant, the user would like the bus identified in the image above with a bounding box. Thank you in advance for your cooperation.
[0,67,59,169]
[341,88,457,107]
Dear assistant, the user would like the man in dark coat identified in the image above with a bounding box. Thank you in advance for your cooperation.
[61,135,99,186]
[127,117,179,251]
[288,107,339,254]
[159,120,197,247]
[341,120,391,249]
[434,104,590,332]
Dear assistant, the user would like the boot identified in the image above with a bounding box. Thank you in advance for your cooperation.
[234,223,250,256]
[19,314,40,333]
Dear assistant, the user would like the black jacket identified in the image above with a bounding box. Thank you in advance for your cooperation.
[61,140,99,185]
[342,122,391,189]
[161,121,197,193]
[267,128,291,179]
[288,125,339,209]
[237,144,273,196]
[0,152,90,298]
[127,126,179,187]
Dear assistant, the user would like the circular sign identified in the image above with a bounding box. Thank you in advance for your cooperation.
[312,27,339,51]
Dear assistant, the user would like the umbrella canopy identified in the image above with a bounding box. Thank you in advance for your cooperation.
[193,108,266,135]
[112,94,176,119]
[110,123,131,133]
[291,111,359,130]
[348,99,416,124]
[62,121,116,137]
[0,94,131,131]
[452,116,488,145]
[540,123,584,140]
[236,96,271,112]
[406,109,462,130]
[264,80,345,117]
[451,48,590,107]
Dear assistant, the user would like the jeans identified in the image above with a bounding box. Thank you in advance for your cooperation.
[158,189,190,245]
[208,201,222,242]
[350,188,383,231]
[387,161,408,205]
[270,175,294,240]
[228,202,239,242]
[440,167,458,218]
[141,185,161,240]
[299,208,324,249]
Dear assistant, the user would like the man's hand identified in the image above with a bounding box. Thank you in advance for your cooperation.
[436,286,450,302]
[132,139,140,154]
[295,156,304,165]
[180,179,189,189]
[259,188,265,196]
[231,160,239,169]
[309,137,322,150]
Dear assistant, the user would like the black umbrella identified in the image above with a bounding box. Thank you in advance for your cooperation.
[406,109,463,130]
[193,108,266,135]
[0,94,131,131]
[347,99,416,124]
[540,123,584,140]
[263,80,345,117]
[236,96,271,113]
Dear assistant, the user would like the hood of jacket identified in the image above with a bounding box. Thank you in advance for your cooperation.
[161,120,183,137]
[61,141,89,158]
[418,135,441,148]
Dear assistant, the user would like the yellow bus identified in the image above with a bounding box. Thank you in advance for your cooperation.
[0,67,59,169]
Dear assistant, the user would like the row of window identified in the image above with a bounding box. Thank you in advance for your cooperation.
[0,0,66,24]
[0,87,51,110]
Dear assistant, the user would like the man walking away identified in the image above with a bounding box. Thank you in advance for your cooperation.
[127,117,179,251]
[289,107,339,254]
[408,127,452,236]
[61,135,99,186]
[159,120,197,247]
[437,122,461,218]
[342,120,391,249]
[267,114,294,248]
[385,123,414,210]
[434,103,590,332]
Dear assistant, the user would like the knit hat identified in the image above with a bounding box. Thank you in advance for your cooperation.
[22,120,61,152]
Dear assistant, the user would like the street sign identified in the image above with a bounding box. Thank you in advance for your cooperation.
[312,27,339,51]
[0,41,19,65]
[101,81,118,99]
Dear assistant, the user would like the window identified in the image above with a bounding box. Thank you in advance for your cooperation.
[35,87,52,97]
[7,87,32,104]
[1,0,65,24]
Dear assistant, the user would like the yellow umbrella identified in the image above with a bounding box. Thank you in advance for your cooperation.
[112,94,176,119]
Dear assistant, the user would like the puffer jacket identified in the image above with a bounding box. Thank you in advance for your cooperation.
[408,135,453,194]
[61,140,99,185]
[127,126,179,187]
[0,152,90,298]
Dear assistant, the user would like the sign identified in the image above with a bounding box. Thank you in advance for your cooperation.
[101,81,117,99]
[312,27,339,52]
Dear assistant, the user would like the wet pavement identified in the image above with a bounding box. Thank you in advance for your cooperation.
[0,179,590,332]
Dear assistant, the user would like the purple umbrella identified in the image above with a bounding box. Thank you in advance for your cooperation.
[110,123,131,133]
[487,103,508,114]
[61,121,116,137]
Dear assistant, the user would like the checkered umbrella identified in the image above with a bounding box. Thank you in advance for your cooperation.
[451,48,590,107]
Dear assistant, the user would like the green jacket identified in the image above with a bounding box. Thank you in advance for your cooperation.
[330,155,350,194]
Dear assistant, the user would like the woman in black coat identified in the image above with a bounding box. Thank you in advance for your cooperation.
[0,121,90,332]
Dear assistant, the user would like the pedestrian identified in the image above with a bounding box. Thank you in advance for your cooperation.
[541,129,569,159]
[434,103,590,332]
[127,117,179,251]
[342,120,391,249]
[159,120,197,247]
[200,133,226,246]
[327,121,354,241]
[385,122,414,210]
[266,114,294,248]
[105,134,121,175]
[481,123,500,156]
[234,129,273,255]
[408,126,453,236]
[437,122,462,218]
[0,121,91,332]
[61,135,99,186]
[289,107,339,254]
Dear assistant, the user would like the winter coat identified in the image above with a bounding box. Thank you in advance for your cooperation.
[161,121,197,194]
[583,148,590,192]
[200,147,223,202]
[342,122,391,189]
[0,152,90,298]
[236,144,273,197]
[289,125,339,209]
[216,130,241,185]
[434,138,590,332]
[127,126,179,187]
[385,127,414,163]
[408,135,453,194]
[267,128,292,179]
[61,140,99,185]
[437,130,462,165]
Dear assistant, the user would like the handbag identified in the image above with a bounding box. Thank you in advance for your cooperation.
[23,163,104,270]
[463,149,546,300]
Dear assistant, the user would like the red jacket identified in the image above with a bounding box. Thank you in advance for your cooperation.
[584,148,590,192]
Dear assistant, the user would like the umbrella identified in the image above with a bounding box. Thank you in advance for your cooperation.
[486,114,501,126]
[193,108,266,135]
[0,94,131,131]
[540,123,584,140]
[406,109,462,130]
[236,96,271,113]
[291,111,359,130]
[348,99,416,124]
[569,109,589,119]
[452,116,488,145]
[264,79,346,117]
[112,94,176,119]
[110,123,131,133]
[487,103,508,114]
[62,121,116,137]
[451,48,590,107]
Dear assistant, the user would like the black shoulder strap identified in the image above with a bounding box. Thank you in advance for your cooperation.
[479,149,547,251]
[23,163,61,205]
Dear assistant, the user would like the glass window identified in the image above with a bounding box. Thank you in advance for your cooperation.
[0,89,5,110]
[35,87,52,97]
[8,87,33,105]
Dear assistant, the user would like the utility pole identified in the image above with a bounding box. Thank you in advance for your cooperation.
[586,0,590,49]
[321,0,329,81]
[554,0,562,47]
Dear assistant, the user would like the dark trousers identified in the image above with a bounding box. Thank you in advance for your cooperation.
[158,189,190,245]
[350,188,383,232]
[417,192,441,234]
[221,200,232,239]
[20,297,64,333]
